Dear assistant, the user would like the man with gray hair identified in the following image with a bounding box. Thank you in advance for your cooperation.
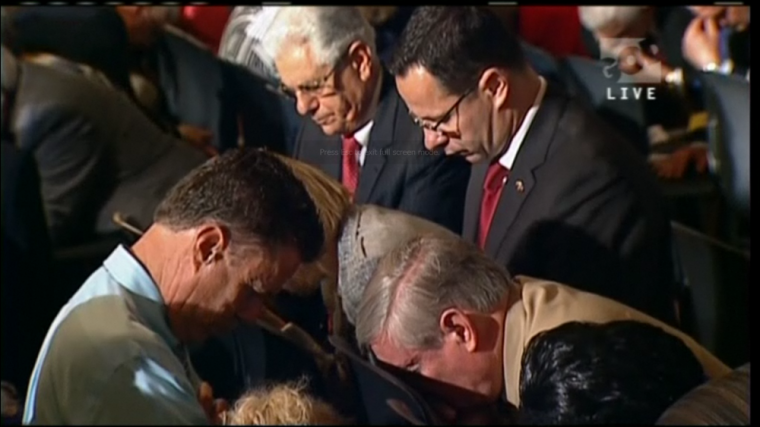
[262,6,469,234]
[355,236,729,417]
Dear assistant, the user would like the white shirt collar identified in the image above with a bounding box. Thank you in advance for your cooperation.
[352,120,373,166]
[351,72,384,165]
[353,120,373,148]
[498,76,547,170]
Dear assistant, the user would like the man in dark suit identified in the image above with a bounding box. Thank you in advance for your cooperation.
[1,46,207,247]
[388,7,676,324]
[262,6,470,234]
[114,5,289,155]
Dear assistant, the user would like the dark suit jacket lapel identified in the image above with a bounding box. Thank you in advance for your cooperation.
[356,72,397,202]
[483,86,567,255]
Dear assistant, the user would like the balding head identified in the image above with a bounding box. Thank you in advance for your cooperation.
[355,235,514,350]
[337,205,459,325]
[354,235,516,406]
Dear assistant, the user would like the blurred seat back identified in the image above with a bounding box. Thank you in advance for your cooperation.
[657,363,750,425]
[330,336,436,425]
[219,61,290,154]
[0,141,51,264]
[700,72,749,217]
[671,222,749,367]
[1,141,52,389]
[560,55,649,154]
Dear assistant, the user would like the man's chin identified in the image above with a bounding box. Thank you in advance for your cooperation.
[313,119,342,136]
[464,152,486,164]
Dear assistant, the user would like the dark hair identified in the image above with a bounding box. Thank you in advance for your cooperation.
[155,148,324,263]
[388,6,526,96]
[518,320,706,425]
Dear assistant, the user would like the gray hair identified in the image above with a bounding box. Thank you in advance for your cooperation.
[218,6,282,84]
[337,205,459,325]
[578,6,647,32]
[355,236,515,351]
[262,6,376,69]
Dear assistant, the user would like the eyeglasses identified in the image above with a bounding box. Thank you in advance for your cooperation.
[277,55,348,101]
[411,88,474,133]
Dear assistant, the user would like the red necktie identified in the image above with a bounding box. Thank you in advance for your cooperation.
[478,162,509,249]
[342,135,361,195]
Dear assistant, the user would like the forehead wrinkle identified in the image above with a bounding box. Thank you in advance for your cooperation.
[277,42,328,88]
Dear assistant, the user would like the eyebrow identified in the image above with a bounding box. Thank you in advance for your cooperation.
[413,110,449,123]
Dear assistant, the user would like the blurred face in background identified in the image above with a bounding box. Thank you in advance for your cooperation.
[689,6,750,30]
[116,6,174,48]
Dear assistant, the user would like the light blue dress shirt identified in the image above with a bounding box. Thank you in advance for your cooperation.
[23,245,208,425]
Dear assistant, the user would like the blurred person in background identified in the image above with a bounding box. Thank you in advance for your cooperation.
[578,6,708,181]
[217,6,300,153]
[1,46,207,246]
[683,6,750,79]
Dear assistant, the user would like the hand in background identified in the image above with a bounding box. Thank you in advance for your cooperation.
[198,381,229,425]
[682,17,722,69]
[177,123,218,157]
[651,145,709,180]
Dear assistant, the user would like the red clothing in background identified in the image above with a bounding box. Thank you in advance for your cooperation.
[178,6,231,52]
[518,6,589,58]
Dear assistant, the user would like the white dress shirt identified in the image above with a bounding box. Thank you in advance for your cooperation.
[353,120,374,167]
[497,76,547,172]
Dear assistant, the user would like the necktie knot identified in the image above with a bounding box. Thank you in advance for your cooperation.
[342,135,361,156]
[484,161,509,192]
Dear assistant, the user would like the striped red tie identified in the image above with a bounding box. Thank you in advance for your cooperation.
[341,135,361,195]
[478,162,509,249]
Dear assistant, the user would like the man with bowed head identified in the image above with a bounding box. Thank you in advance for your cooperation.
[24,149,324,425]
[355,236,728,420]
[388,6,676,324]
[262,6,469,235]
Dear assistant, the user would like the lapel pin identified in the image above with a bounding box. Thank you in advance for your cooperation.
[515,179,525,193]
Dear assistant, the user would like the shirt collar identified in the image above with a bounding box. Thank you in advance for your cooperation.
[102,245,180,350]
[498,76,547,170]
[353,119,374,148]
[103,245,164,304]
[351,71,384,148]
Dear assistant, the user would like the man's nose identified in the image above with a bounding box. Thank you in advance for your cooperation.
[424,128,448,151]
[295,94,318,116]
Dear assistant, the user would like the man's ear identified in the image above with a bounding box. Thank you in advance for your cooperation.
[478,67,510,111]
[347,40,374,82]
[192,224,230,271]
[440,308,478,352]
